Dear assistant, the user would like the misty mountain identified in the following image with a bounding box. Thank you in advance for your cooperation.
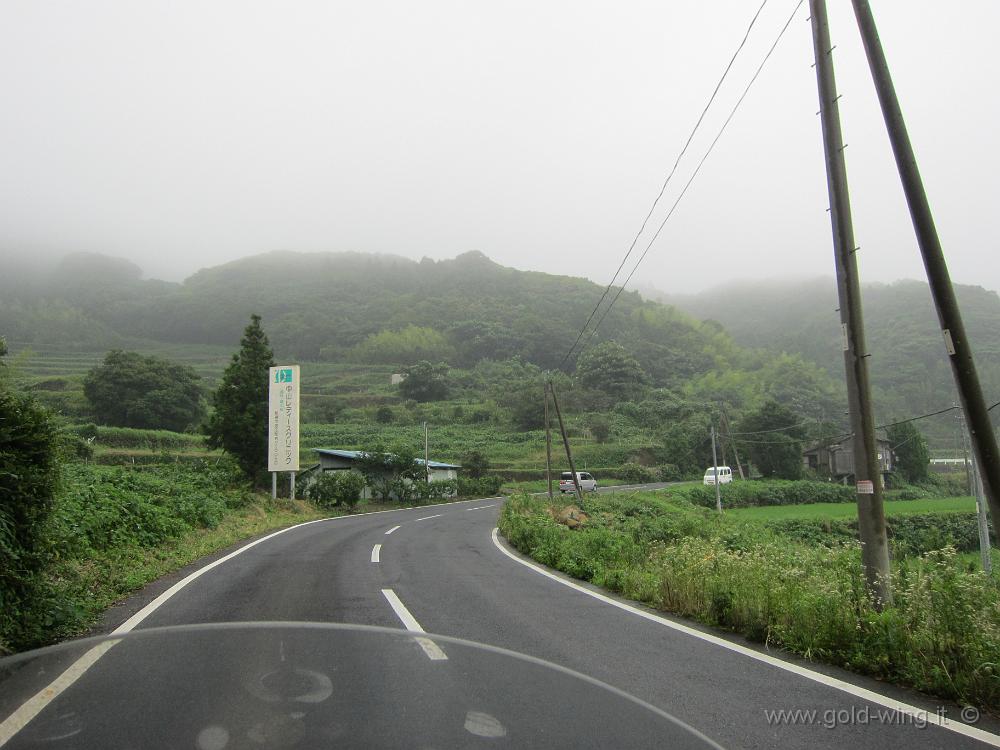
[1,250,749,388]
[653,278,1000,440]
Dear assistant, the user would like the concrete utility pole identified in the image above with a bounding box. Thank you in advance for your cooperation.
[710,424,722,514]
[544,383,554,500]
[850,0,1000,534]
[961,411,993,574]
[549,382,582,501]
[424,421,430,483]
[719,406,746,480]
[809,0,892,605]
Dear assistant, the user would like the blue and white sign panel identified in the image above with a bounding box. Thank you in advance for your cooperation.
[268,365,300,472]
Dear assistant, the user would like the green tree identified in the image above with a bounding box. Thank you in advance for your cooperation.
[398,361,451,402]
[0,345,61,650]
[736,401,806,479]
[886,421,930,483]
[575,341,648,400]
[354,444,421,502]
[205,315,275,481]
[461,450,491,479]
[82,350,205,431]
[306,470,366,510]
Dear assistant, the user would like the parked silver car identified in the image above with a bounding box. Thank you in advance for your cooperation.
[560,471,598,493]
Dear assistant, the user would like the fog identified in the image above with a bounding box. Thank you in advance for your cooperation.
[1,1,996,294]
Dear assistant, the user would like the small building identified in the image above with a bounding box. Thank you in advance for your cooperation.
[311,449,461,499]
[802,436,893,483]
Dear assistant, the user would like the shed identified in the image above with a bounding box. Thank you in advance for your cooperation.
[802,436,893,483]
[312,449,462,498]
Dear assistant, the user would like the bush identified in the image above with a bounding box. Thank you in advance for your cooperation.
[765,512,989,558]
[461,450,491,479]
[498,494,1000,709]
[671,480,855,509]
[0,388,60,651]
[410,479,458,504]
[457,475,503,498]
[306,470,365,510]
[656,464,685,482]
[617,462,655,484]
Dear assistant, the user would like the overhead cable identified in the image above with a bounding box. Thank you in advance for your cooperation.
[558,0,771,370]
[584,0,805,346]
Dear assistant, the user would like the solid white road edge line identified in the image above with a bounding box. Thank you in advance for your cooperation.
[0,640,118,746]
[385,525,400,535]
[381,589,448,661]
[490,528,1000,747]
[0,499,492,746]
[0,518,331,748]
[371,544,381,563]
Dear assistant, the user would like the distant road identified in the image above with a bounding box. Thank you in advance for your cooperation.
[3,493,998,748]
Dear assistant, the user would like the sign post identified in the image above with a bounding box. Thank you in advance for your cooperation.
[268,365,300,499]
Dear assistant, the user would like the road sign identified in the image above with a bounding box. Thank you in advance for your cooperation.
[268,365,300,472]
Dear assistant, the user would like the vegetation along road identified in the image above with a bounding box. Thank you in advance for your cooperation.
[2,489,997,749]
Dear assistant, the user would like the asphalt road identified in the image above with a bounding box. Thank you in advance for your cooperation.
[2,494,998,748]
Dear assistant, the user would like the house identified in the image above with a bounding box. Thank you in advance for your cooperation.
[310,449,461,498]
[802,436,893,483]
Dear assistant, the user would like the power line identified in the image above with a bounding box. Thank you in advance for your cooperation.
[725,404,970,447]
[876,406,959,431]
[584,0,806,346]
[558,0,771,370]
[727,418,816,436]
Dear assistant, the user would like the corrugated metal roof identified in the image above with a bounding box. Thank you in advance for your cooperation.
[314,448,461,470]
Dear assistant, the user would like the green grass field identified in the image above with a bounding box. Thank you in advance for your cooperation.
[728,496,976,520]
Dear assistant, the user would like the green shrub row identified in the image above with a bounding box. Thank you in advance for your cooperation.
[70,423,205,450]
[766,512,992,558]
[499,493,1000,709]
[457,476,503,497]
[672,480,856,508]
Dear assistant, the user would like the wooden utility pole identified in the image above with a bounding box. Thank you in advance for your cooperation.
[810,0,892,605]
[549,382,582,500]
[544,383,554,500]
[850,0,1000,534]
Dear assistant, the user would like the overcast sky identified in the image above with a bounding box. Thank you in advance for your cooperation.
[1,1,996,294]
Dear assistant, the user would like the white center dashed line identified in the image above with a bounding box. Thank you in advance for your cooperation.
[384,525,400,535]
[414,514,442,522]
[381,589,448,661]
[371,544,381,563]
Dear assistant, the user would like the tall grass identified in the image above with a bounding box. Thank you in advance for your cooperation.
[499,493,1000,709]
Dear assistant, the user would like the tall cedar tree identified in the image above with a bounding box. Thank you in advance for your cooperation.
[736,400,806,479]
[206,315,275,480]
[885,421,930,483]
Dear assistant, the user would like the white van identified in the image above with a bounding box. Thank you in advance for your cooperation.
[703,466,733,486]
[559,471,598,493]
